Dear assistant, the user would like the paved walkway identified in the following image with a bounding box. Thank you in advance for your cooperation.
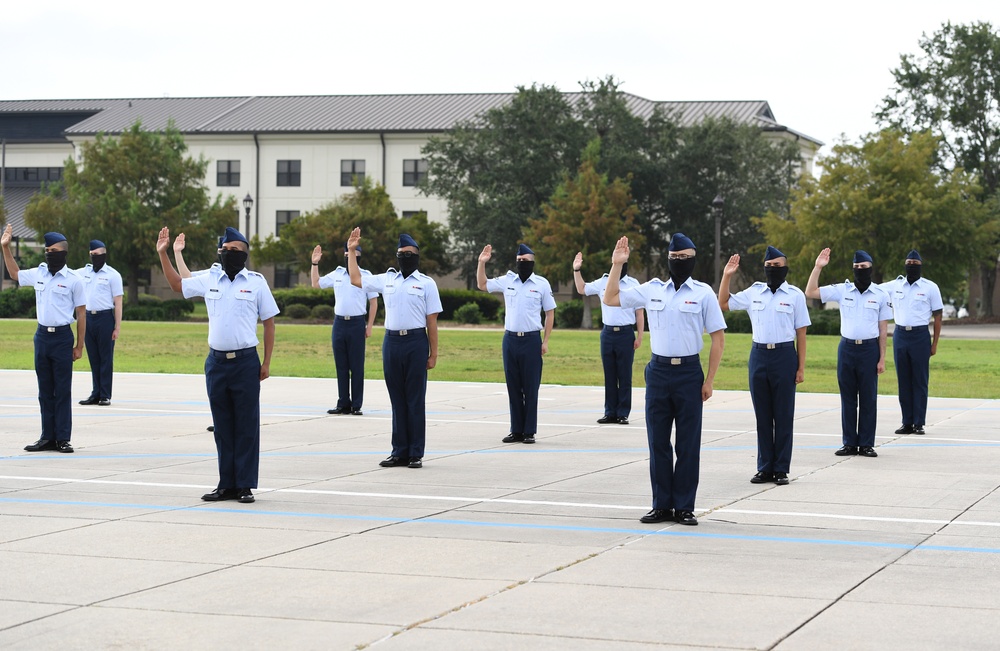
[1,370,998,650]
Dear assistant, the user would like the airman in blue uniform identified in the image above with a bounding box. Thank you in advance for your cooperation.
[880,250,944,435]
[807,248,892,458]
[605,233,726,526]
[157,226,279,503]
[77,239,124,407]
[719,246,810,485]
[3,226,86,453]
[478,243,556,445]
[574,251,644,425]
[312,243,378,415]
[348,228,441,469]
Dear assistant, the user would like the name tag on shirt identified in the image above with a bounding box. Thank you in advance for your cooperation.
[842,296,856,308]
[505,286,517,296]
[751,300,764,311]
[647,299,665,311]
[97,277,109,284]
[206,289,222,300]
[334,279,343,286]
[384,283,396,294]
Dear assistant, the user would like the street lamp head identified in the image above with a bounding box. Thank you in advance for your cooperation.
[243,193,254,215]
[711,195,724,210]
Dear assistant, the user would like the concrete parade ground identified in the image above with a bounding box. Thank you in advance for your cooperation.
[1,369,998,650]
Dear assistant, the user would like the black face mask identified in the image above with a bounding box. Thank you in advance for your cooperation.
[399,253,419,278]
[853,267,873,293]
[905,264,922,284]
[516,259,534,282]
[90,253,107,273]
[216,251,223,265]
[620,262,628,278]
[45,250,68,274]
[764,265,788,292]
[220,249,248,280]
[668,257,696,288]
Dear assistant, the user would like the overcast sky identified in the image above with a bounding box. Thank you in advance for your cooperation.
[3,0,997,159]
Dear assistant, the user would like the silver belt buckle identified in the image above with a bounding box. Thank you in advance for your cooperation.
[517,331,525,337]
[399,329,408,336]
[226,352,236,359]
[670,357,681,365]
[343,315,351,320]
[855,339,863,345]
[46,327,56,333]
[767,343,776,350]
[90,310,97,315]
[905,326,913,331]
[613,326,621,332]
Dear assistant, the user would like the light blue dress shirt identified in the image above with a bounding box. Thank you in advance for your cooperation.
[819,282,893,340]
[728,281,811,344]
[182,267,280,351]
[19,264,86,327]
[77,264,124,311]
[619,277,727,356]
[486,271,557,332]
[363,269,442,330]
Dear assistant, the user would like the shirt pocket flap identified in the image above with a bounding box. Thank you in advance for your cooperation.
[678,301,700,314]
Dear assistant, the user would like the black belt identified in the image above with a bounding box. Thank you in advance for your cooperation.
[896,325,924,332]
[386,328,425,336]
[505,330,540,337]
[651,353,699,366]
[209,347,257,360]
[752,341,794,350]
[37,324,72,333]
[842,337,878,345]
[603,325,633,332]
[335,314,366,321]
[87,309,113,315]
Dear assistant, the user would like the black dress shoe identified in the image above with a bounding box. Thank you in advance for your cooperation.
[522,434,536,444]
[202,488,238,501]
[97,398,111,406]
[751,471,773,484]
[502,433,524,443]
[674,510,698,526]
[408,457,422,468]
[56,441,74,453]
[835,445,859,456]
[913,426,925,435]
[640,508,673,523]
[207,425,214,432]
[858,446,878,457]
[24,439,57,452]
[379,456,407,467]
[895,424,915,434]
[351,409,363,415]
[774,472,789,485]
[79,396,99,405]
[596,416,616,424]
[327,407,349,414]
[616,417,629,425]
[236,488,255,503]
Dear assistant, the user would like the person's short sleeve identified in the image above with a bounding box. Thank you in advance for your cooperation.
[541,280,557,311]
[110,271,124,297]
[361,273,385,294]
[618,284,648,311]
[318,272,336,290]
[929,283,944,311]
[485,276,505,294]
[257,283,280,321]
[424,280,443,315]
[181,273,209,299]
[704,293,728,333]
[582,278,603,297]
[361,270,379,299]
[819,284,843,303]
[793,291,811,328]
[727,288,751,311]
[879,294,893,321]
[17,267,38,287]
[72,277,86,308]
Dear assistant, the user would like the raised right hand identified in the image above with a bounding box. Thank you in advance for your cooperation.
[611,237,630,265]
[573,251,583,271]
[723,254,740,277]
[347,227,361,251]
[172,233,186,253]
[156,227,170,253]
[311,244,322,264]
[1,224,11,247]
[815,248,831,268]
[479,244,492,263]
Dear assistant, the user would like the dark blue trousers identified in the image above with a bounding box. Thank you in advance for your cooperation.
[748,345,797,473]
[84,310,115,400]
[205,349,261,489]
[502,331,543,435]
[332,316,366,410]
[643,355,703,512]
[893,327,931,427]
[601,326,635,419]
[837,338,880,447]
[34,325,74,442]
[382,330,428,458]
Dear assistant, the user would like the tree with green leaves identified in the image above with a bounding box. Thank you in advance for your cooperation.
[757,130,985,298]
[24,121,235,305]
[877,21,1000,314]
[525,139,643,327]
[253,177,452,276]
[422,84,588,285]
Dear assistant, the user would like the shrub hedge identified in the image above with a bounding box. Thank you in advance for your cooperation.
[453,302,483,324]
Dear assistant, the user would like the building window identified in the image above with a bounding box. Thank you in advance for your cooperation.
[402,159,428,187]
[277,160,301,187]
[274,264,295,288]
[402,210,426,220]
[275,210,300,237]
[3,167,62,186]
[217,160,240,187]
[340,159,366,186]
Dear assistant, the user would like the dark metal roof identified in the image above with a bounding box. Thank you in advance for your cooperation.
[1,187,42,239]
[0,94,822,145]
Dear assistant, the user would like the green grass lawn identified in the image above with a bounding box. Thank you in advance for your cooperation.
[1,318,996,398]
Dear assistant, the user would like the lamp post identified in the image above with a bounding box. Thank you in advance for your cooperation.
[242,193,254,238]
[711,194,724,289]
